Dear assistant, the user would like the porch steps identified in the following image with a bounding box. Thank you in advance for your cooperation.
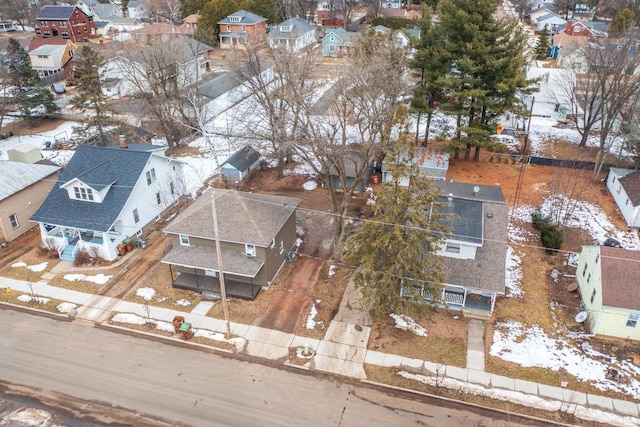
[60,245,75,262]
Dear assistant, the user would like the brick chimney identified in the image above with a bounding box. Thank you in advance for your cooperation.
[119,134,127,149]
[566,20,574,36]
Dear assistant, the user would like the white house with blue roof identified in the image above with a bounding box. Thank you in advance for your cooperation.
[268,18,316,52]
[31,144,186,262]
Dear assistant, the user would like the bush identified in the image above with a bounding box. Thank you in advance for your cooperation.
[531,211,548,230]
[73,249,92,266]
[540,223,563,254]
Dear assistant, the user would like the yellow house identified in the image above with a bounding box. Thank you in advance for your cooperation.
[576,245,640,341]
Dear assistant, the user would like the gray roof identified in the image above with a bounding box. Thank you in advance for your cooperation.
[91,3,118,19]
[37,6,78,20]
[197,71,235,100]
[218,10,266,25]
[0,161,60,202]
[30,144,165,232]
[434,181,508,294]
[111,17,142,25]
[161,244,264,277]
[324,28,360,44]
[269,17,314,40]
[436,196,483,245]
[222,146,260,171]
[164,189,300,247]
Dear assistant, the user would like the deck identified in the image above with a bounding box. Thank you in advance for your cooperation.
[172,272,261,300]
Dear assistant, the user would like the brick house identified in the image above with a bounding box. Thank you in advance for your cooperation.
[217,10,267,50]
[35,6,96,43]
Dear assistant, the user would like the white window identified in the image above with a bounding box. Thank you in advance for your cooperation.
[626,312,639,328]
[146,168,156,185]
[156,192,161,205]
[9,213,19,229]
[279,241,284,254]
[245,244,256,257]
[595,253,599,264]
[73,186,94,201]
[587,273,591,284]
[179,234,190,246]
[170,181,175,195]
[445,242,461,253]
[590,288,596,304]
[582,263,588,277]
[133,208,139,223]
[205,269,217,277]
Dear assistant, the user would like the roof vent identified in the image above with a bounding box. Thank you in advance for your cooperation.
[119,134,127,149]
[473,185,480,196]
[447,193,453,206]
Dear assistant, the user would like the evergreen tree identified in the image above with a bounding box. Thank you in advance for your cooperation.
[6,38,57,125]
[535,27,551,60]
[410,5,449,146]
[437,0,532,161]
[69,45,119,146]
[610,8,635,37]
[342,107,449,321]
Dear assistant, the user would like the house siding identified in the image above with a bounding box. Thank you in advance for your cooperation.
[36,7,95,42]
[0,173,58,242]
[607,169,640,227]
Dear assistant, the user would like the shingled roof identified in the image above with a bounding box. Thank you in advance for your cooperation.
[619,170,640,206]
[37,6,78,20]
[30,144,164,232]
[0,161,60,202]
[222,146,260,171]
[164,189,299,247]
[600,246,640,310]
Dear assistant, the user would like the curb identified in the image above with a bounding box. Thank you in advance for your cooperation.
[0,301,73,322]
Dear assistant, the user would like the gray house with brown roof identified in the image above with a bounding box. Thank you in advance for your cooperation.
[401,181,508,318]
[577,245,640,341]
[162,189,300,300]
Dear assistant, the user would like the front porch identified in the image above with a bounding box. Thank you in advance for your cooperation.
[402,284,495,319]
[41,224,122,262]
[171,271,261,300]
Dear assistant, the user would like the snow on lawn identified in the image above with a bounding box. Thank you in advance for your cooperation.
[17,295,50,304]
[135,287,156,301]
[10,261,48,272]
[397,370,639,427]
[306,300,322,330]
[63,273,112,285]
[505,246,524,298]
[175,299,191,306]
[490,321,640,399]
[390,314,428,337]
[111,312,246,351]
[303,180,318,190]
[327,264,336,278]
[0,120,81,164]
[56,302,77,313]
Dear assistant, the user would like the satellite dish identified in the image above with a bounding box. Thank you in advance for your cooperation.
[575,311,588,323]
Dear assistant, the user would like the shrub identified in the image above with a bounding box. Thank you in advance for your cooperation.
[540,223,563,254]
[531,211,549,230]
[73,249,92,266]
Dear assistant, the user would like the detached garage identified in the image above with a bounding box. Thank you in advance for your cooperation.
[221,146,261,184]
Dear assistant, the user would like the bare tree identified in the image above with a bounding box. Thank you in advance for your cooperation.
[231,44,319,178]
[142,0,183,24]
[545,166,590,228]
[295,32,408,255]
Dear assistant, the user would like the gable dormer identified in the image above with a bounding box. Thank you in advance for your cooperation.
[60,177,110,203]
[280,24,292,33]
[229,15,242,23]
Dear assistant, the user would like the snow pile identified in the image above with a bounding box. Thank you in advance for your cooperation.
[175,299,191,306]
[490,321,640,398]
[56,302,77,313]
[10,261,48,272]
[303,180,318,190]
[63,273,112,285]
[135,287,156,301]
[550,269,560,284]
[327,264,336,278]
[397,370,639,426]
[505,246,524,298]
[3,408,53,426]
[17,295,50,304]
[508,207,538,243]
[306,300,322,329]
[111,313,246,351]
[390,314,428,337]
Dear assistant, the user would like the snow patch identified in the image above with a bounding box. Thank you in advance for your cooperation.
[505,246,524,298]
[390,314,428,337]
[63,273,112,285]
[175,299,191,306]
[17,295,50,304]
[56,302,77,313]
[135,287,156,301]
[303,180,318,190]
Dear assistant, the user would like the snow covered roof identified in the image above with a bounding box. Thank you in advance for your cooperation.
[599,246,640,310]
[0,161,60,202]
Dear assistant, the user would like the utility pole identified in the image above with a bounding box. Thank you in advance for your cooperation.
[211,194,231,337]
[514,96,534,206]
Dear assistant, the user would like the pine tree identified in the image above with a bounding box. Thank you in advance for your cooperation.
[437,0,532,161]
[342,107,449,321]
[69,45,119,146]
[535,27,551,59]
[6,38,57,125]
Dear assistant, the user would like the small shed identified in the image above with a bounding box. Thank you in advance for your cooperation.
[8,144,43,164]
[221,146,261,184]
[325,151,372,192]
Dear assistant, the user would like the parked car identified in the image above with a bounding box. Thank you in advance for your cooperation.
[51,83,66,94]
[603,237,623,248]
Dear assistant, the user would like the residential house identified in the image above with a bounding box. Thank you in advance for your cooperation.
[316,0,348,26]
[529,7,555,25]
[35,6,96,42]
[162,189,300,300]
[536,13,566,33]
[0,21,18,32]
[322,28,359,57]
[381,0,402,9]
[221,146,261,184]
[576,245,640,341]
[126,1,147,20]
[76,0,122,21]
[325,151,372,192]
[557,20,607,40]
[108,17,144,33]
[552,30,589,68]
[102,37,212,98]
[268,18,316,52]
[27,39,77,84]
[130,22,201,42]
[607,168,640,228]
[381,148,450,186]
[394,27,421,49]
[182,13,200,34]
[524,65,578,123]
[403,181,508,318]
[31,143,186,262]
[0,160,61,244]
[217,10,267,50]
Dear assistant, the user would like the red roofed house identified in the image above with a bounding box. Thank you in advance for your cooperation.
[217,10,267,50]
[576,245,640,341]
[35,5,95,43]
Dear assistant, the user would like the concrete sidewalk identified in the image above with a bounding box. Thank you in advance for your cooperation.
[2,275,640,423]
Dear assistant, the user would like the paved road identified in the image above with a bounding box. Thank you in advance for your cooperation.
[0,309,534,426]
